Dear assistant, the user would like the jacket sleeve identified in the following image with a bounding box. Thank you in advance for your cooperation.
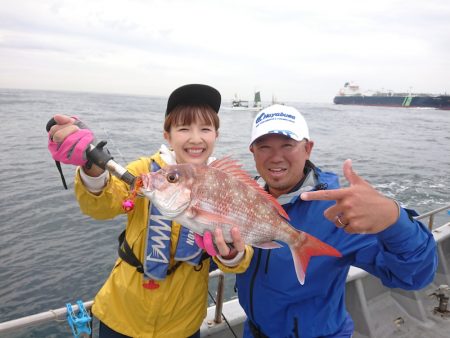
[353,208,437,290]
[213,245,254,273]
[74,168,129,219]
[73,157,150,220]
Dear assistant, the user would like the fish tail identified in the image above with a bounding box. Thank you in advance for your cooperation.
[290,232,341,285]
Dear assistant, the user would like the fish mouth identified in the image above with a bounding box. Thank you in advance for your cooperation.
[141,173,156,191]
[141,189,154,201]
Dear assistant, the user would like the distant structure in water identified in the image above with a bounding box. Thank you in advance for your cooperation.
[333,82,450,110]
[230,91,262,111]
[271,94,284,105]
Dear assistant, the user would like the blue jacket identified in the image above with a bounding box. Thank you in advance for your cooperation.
[236,165,437,338]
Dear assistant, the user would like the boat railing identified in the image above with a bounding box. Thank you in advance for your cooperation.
[0,268,227,335]
[414,203,450,230]
[0,299,94,335]
[1,204,449,336]
[207,269,226,325]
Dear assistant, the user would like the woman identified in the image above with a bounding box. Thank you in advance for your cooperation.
[48,84,221,337]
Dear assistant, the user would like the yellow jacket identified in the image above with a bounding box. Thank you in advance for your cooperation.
[74,152,210,338]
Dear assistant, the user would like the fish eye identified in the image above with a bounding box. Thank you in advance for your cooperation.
[166,172,179,183]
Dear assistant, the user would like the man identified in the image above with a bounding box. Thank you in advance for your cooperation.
[197,104,437,338]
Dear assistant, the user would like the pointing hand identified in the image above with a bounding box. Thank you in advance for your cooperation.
[301,159,399,234]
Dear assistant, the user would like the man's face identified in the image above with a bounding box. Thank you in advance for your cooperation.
[250,134,314,198]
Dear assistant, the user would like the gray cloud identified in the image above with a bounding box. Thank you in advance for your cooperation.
[0,0,449,101]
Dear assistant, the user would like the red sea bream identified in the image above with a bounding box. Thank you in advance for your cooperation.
[140,157,341,284]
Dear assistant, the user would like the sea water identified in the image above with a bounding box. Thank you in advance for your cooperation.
[0,88,449,337]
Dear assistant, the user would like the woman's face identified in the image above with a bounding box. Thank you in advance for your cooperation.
[164,120,218,165]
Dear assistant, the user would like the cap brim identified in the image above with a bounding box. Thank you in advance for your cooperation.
[166,84,221,115]
[250,131,302,147]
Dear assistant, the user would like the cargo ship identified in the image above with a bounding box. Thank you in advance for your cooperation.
[334,82,450,109]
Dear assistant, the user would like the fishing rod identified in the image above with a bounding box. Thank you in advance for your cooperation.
[46,118,136,188]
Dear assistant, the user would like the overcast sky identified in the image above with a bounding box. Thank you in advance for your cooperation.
[1,0,449,103]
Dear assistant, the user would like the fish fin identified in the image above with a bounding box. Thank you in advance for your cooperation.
[290,231,342,285]
[209,156,236,169]
[192,207,236,225]
[253,241,283,249]
[209,157,290,220]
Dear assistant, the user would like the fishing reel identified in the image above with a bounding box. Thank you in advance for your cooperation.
[46,117,136,188]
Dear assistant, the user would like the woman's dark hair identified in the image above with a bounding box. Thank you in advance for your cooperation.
[164,104,220,132]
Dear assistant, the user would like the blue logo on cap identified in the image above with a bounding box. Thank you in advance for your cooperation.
[256,111,296,124]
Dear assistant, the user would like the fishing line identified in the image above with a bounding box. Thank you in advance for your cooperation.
[207,290,238,338]
[98,125,129,166]
[84,113,130,166]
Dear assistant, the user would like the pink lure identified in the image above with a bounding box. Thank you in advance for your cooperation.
[122,199,135,212]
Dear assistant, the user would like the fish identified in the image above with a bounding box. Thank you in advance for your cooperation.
[140,157,341,284]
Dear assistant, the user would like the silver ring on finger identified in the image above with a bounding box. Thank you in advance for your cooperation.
[336,215,349,228]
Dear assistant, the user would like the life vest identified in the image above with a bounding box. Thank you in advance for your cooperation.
[118,153,209,281]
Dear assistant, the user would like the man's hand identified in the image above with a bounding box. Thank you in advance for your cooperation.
[301,159,399,234]
[195,226,245,258]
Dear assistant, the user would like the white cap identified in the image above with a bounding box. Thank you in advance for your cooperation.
[250,104,310,145]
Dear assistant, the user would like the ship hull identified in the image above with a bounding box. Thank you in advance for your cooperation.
[334,95,450,110]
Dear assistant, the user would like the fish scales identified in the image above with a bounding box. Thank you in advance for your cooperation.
[192,167,285,243]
